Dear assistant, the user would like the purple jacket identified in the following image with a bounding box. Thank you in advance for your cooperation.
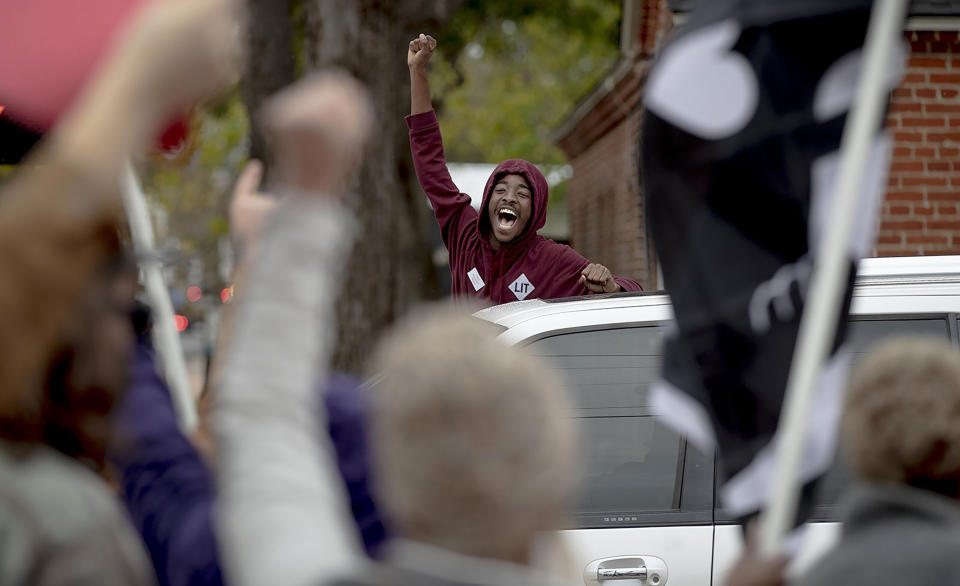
[110,340,385,586]
[407,109,642,303]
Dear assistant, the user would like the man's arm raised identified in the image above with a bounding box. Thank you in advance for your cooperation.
[405,33,477,253]
[0,0,239,424]
[409,33,436,115]
[214,73,372,586]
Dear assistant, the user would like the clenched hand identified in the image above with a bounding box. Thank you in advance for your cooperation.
[408,33,437,71]
[580,263,620,293]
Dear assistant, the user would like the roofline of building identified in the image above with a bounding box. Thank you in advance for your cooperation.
[551,56,639,145]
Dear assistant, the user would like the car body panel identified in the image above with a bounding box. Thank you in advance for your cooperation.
[711,523,841,584]
[562,526,714,586]
[475,256,960,585]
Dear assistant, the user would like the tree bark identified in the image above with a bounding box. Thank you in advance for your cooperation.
[242,0,296,172]
[302,0,462,373]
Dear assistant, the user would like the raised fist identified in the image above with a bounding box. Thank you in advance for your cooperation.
[112,0,242,119]
[407,33,437,71]
[262,72,374,195]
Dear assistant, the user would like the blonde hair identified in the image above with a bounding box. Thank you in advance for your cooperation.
[843,336,960,494]
[369,304,576,562]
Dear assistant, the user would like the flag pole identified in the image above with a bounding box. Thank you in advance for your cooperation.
[122,162,198,431]
[759,0,909,556]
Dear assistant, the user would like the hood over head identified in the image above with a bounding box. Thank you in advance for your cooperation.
[478,159,549,250]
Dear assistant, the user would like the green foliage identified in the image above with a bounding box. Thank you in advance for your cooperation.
[432,0,621,165]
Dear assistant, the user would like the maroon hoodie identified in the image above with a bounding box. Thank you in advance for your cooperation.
[407,110,642,304]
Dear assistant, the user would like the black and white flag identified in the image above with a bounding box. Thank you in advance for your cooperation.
[643,0,904,520]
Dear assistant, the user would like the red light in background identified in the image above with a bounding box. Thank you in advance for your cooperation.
[186,286,202,303]
[174,314,189,332]
[220,286,233,304]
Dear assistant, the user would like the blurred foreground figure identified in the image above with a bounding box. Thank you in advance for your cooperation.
[112,332,384,586]
[213,70,577,585]
[109,99,386,586]
[0,0,239,583]
[356,308,577,585]
[213,72,377,586]
[720,528,788,586]
[796,338,960,585]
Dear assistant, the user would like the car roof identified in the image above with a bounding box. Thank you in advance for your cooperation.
[474,255,960,337]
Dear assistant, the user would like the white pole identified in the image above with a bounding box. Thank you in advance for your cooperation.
[122,163,198,431]
[759,0,908,555]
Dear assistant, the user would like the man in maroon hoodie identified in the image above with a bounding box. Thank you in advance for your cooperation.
[406,34,643,304]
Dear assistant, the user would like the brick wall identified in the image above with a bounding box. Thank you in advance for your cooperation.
[568,115,650,286]
[880,30,960,256]
[557,0,668,290]
[636,0,671,56]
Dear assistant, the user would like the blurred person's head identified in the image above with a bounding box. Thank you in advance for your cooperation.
[843,337,960,499]
[369,305,576,564]
[0,246,137,470]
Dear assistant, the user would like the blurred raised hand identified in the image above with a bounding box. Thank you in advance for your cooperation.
[723,528,789,586]
[229,160,278,261]
[114,0,243,116]
[57,0,243,171]
[261,72,374,196]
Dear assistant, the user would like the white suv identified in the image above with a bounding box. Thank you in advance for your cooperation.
[474,255,960,586]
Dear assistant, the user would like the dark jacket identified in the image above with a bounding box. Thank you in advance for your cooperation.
[110,340,223,586]
[795,482,960,586]
[407,110,642,303]
[111,340,386,586]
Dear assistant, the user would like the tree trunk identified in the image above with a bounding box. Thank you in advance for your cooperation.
[242,0,296,171]
[302,0,462,373]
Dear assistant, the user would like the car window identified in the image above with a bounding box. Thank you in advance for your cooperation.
[527,326,713,528]
[524,316,954,527]
[809,316,953,516]
[845,317,950,364]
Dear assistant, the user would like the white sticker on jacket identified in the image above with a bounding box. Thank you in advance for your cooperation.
[509,273,535,301]
[467,267,485,291]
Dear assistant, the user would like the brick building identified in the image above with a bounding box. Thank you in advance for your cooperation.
[885,22,960,256]
[554,0,960,291]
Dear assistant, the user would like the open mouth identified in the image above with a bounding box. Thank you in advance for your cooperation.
[496,207,519,230]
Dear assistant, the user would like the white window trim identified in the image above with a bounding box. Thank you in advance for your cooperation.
[905,17,960,31]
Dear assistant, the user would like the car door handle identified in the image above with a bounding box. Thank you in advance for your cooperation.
[600,567,646,579]
[583,555,668,585]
